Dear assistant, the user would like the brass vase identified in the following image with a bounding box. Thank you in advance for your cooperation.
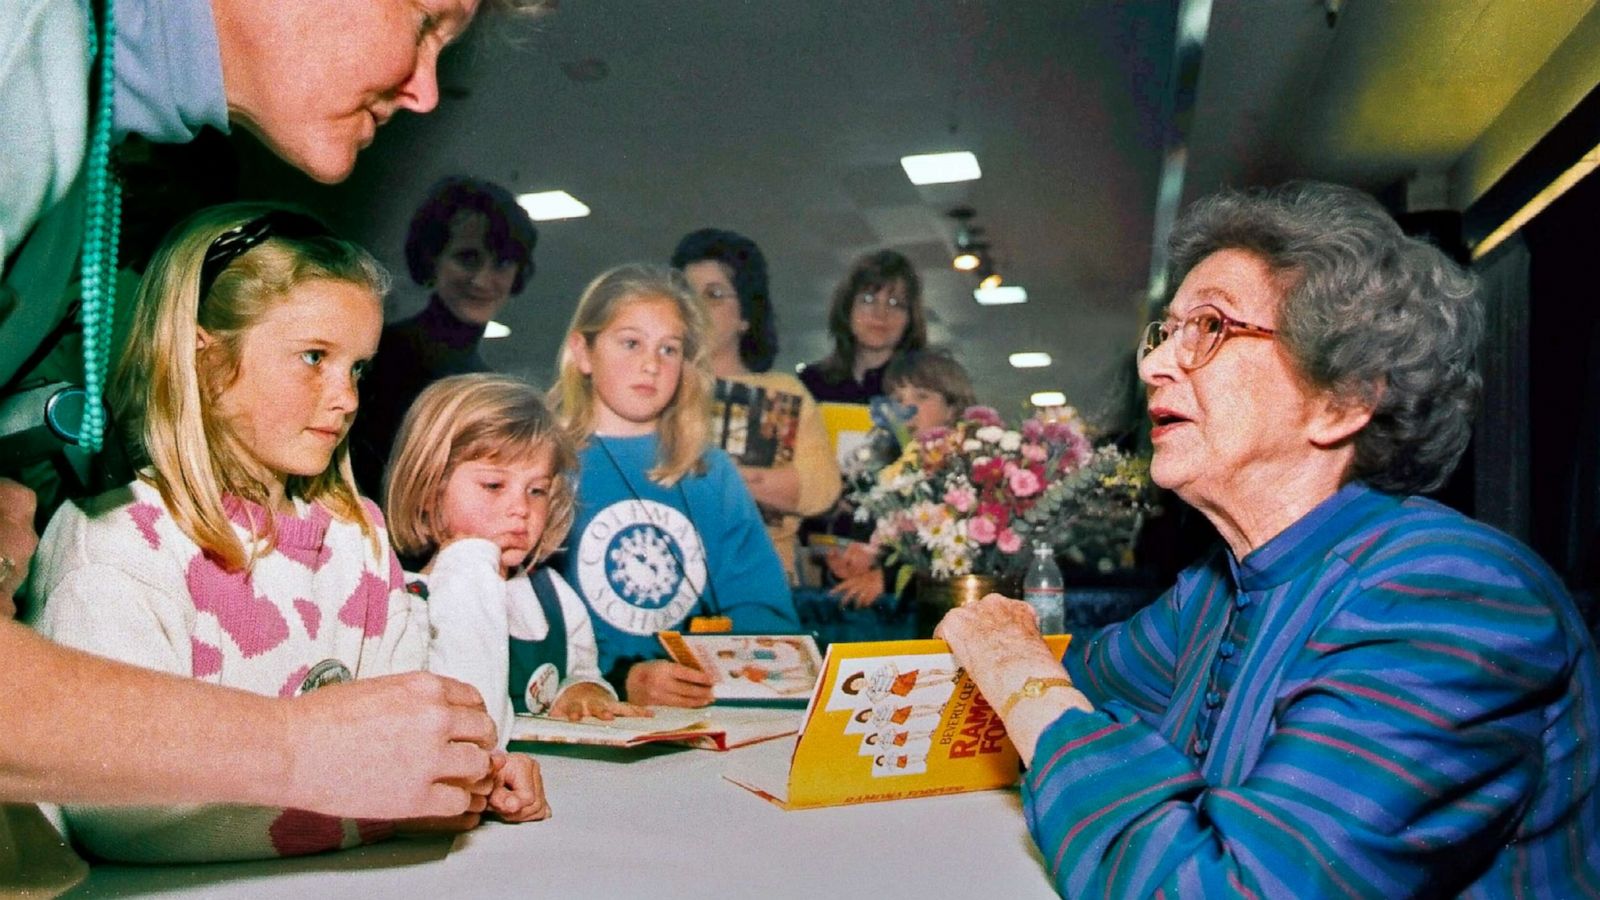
[913,573,1019,638]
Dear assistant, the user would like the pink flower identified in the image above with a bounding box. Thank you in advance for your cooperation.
[977,501,1010,526]
[1021,442,1047,463]
[997,527,1023,554]
[1007,466,1043,498]
[968,516,998,545]
[963,406,1004,428]
[1021,417,1046,441]
[943,485,975,513]
[971,457,1006,487]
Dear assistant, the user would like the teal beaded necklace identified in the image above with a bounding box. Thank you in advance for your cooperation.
[79,0,120,454]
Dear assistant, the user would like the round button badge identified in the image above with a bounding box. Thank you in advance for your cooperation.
[296,658,353,695]
[524,662,561,714]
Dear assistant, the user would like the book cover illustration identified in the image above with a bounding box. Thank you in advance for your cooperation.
[722,635,1071,809]
[713,379,802,468]
[508,705,801,751]
[658,632,824,702]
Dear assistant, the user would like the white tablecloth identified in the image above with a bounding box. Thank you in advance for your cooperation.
[75,738,1058,898]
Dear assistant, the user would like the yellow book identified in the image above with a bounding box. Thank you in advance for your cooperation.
[816,401,875,469]
[723,635,1072,809]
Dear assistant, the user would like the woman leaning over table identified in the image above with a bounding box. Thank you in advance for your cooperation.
[938,181,1600,898]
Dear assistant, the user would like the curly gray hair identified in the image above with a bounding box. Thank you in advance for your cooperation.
[1167,181,1483,495]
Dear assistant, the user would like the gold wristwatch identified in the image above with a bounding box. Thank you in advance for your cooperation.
[999,676,1075,718]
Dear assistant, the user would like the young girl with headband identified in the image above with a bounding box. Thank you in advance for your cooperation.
[385,373,648,746]
[29,204,546,863]
[550,264,799,707]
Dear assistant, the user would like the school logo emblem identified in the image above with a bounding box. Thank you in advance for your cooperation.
[576,500,707,634]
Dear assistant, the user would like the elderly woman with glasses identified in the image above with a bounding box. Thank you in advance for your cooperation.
[938,182,1600,898]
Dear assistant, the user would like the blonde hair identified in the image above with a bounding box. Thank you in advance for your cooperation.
[385,373,577,567]
[550,264,712,486]
[112,202,389,572]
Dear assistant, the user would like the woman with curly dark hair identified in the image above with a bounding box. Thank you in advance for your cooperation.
[351,176,539,498]
[939,181,1600,898]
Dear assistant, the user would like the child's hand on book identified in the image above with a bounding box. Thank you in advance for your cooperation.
[548,682,653,721]
[626,660,715,707]
[487,751,550,823]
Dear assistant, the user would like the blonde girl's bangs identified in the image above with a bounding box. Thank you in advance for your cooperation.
[114,202,390,572]
[386,373,579,565]
[549,263,713,486]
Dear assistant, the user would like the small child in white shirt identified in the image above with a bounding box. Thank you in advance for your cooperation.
[385,373,648,749]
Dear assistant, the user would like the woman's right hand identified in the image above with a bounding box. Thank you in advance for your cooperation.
[624,660,715,707]
[282,671,498,820]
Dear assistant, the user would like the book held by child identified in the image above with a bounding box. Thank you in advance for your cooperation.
[658,632,824,702]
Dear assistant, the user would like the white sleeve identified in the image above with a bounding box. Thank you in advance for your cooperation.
[548,570,616,699]
[365,548,429,677]
[28,502,191,677]
[422,538,515,749]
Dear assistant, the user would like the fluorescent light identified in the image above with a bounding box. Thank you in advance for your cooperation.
[516,190,591,221]
[1473,140,1600,260]
[952,251,981,271]
[973,285,1027,305]
[900,151,981,185]
[484,321,511,339]
[1031,391,1067,407]
[1009,352,1052,368]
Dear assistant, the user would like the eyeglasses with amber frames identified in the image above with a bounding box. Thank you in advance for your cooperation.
[1138,304,1278,371]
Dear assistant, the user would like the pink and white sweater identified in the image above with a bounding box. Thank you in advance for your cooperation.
[28,478,428,863]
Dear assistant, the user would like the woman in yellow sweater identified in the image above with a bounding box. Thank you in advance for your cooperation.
[671,229,841,584]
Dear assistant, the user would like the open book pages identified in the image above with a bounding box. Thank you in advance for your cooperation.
[509,705,803,751]
[723,635,1072,809]
[658,632,824,702]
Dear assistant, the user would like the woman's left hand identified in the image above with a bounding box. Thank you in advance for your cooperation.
[936,594,1089,765]
[547,682,653,722]
[487,751,550,823]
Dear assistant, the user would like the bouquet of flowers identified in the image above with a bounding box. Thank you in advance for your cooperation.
[849,406,1155,591]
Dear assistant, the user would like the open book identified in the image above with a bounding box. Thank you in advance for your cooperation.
[711,378,803,468]
[508,705,802,751]
[723,635,1072,809]
[658,632,824,703]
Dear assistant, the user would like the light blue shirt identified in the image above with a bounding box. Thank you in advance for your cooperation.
[112,0,227,143]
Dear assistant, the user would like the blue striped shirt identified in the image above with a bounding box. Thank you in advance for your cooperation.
[1025,482,1600,898]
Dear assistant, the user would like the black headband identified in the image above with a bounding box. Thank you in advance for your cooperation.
[197,210,332,300]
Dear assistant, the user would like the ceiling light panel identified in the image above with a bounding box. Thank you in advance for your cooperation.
[1031,391,1067,407]
[1009,352,1052,368]
[900,151,982,185]
[973,285,1028,305]
[517,190,591,221]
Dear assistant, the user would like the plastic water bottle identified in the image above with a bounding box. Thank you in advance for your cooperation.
[1023,542,1066,635]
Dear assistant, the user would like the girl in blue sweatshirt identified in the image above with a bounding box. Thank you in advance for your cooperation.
[550,264,799,707]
